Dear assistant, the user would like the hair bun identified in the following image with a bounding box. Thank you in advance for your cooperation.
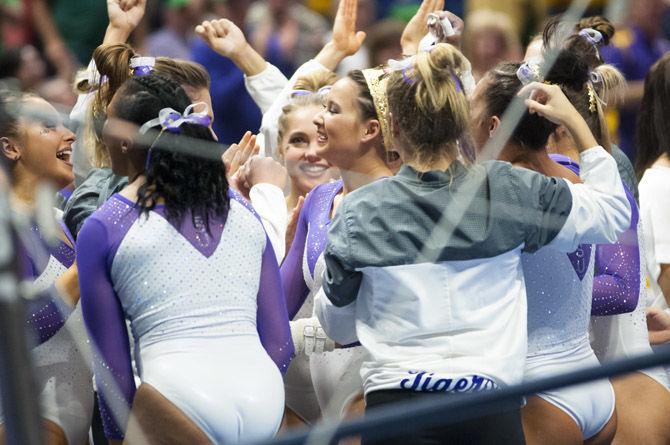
[577,16,615,45]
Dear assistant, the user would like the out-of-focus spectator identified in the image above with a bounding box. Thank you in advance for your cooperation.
[191,0,262,144]
[366,19,405,66]
[246,0,329,75]
[467,0,544,43]
[601,0,670,162]
[1,0,33,51]
[145,0,204,59]
[377,0,464,22]
[462,9,522,81]
[0,45,45,91]
[32,0,108,80]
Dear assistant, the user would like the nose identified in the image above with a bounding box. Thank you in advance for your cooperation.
[61,125,76,144]
[313,110,324,127]
[305,142,321,162]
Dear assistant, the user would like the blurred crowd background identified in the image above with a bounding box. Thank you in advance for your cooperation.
[1,0,669,163]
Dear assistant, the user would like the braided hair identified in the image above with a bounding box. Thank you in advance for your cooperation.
[110,74,229,230]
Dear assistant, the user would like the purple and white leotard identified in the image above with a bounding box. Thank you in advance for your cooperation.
[549,155,670,390]
[2,217,94,445]
[76,191,293,443]
[281,180,366,420]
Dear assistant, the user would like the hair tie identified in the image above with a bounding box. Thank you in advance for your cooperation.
[516,59,543,85]
[579,28,604,47]
[289,86,332,99]
[139,102,212,135]
[590,70,603,85]
[450,70,463,93]
[130,56,156,77]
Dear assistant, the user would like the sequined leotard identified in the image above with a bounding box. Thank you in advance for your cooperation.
[2,218,94,445]
[281,180,366,420]
[523,156,618,440]
[76,191,293,443]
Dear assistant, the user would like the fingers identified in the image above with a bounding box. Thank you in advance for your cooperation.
[517,81,552,99]
[435,0,445,11]
[355,31,367,47]
[211,19,227,38]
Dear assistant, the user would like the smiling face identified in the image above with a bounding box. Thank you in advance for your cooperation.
[280,104,335,196]
[313,77,372,170]
[8,97,75,188]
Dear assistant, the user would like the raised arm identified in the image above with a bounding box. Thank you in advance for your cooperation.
[518,82,631,252]
[77,218,135,440]
[256,237,294,374]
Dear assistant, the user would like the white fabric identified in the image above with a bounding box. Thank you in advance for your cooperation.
[0,257,94,445]
[639,166,670,309]
[70,91,96,186]
[249,183,288,261]
[111,199,285,441]
[590,217,670,390]
[316,145,630,397]
[525,339,615,440]
[244,60,330,158]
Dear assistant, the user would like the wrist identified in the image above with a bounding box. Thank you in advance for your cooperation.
[103,24,131,45]
[401,41,419,56]
[315,42,346,71]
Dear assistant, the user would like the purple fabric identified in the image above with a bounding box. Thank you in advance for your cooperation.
[550,154,641,315]
[281,181,343,319]
[228,189,295,373]
[77,197,139,439]
[20,225,76,345]
[256,238,294,374]
[78,192,292,438]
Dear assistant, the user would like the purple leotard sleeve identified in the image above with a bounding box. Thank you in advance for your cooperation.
[280,191,312,319]
[77,216,135,440]
[549,154,640,315]
[257,238,294,374]
[591,185,640,315]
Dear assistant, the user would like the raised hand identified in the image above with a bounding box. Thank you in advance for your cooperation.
[223,131,260,178]
[331,0,366,58]
[400,0,445,55]
[243,156,288,191]
[518,82,598,151]
[316,0,366,70]
[196,19,248,60]
[107,0,147,36]
[285,196,305,258]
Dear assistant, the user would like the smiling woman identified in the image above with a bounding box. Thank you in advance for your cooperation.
[0,93,75,199]
[0,91,93,445]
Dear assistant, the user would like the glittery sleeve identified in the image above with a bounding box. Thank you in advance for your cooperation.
[25,285,73,345]
[77,217,134,439]
[592,185,640,315]
[257,237,294,374]
[280,190,312,319]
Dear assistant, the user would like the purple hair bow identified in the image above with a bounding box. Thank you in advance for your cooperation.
[139,102,212,135]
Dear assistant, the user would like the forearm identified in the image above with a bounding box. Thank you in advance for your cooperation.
[315,41,349,72]
[31,0,63,45]
[102,24,132,46]
[231,43,268,77]
[619,81,644,110]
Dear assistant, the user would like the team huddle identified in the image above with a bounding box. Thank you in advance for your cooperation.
[2,0,670,444]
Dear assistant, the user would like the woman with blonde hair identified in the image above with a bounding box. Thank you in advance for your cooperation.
[317,42,630,444]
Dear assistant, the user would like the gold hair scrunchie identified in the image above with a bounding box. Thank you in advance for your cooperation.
[362,67,393,151]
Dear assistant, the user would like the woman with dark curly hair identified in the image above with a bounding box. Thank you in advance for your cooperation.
[76,74,293,444]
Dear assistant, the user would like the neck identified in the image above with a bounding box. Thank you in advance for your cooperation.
[405,157,454,173]
[339,157,391,196]
[547,135,580,163]
[499,143,555,174]
[11,168,38,206]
